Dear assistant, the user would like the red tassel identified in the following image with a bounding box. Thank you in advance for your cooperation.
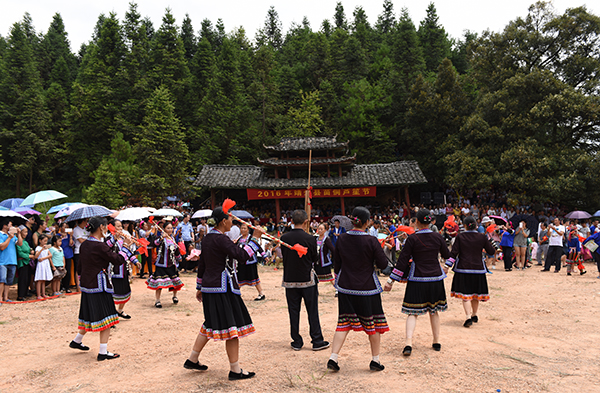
[138,238,150,247]
[223,198,236,214]
[396,225,415,235]
[178,241,187,255]
[138,246,148,257]
[487,224,497,233]
[107,224,116,234]
[291,243,308,258]
[149,216,154,224]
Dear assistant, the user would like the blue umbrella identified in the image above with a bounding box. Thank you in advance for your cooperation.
[65,205,113,222]
[0,206,8,211]
[0,198,33,210]
[20,190,67,207]
[231,210,254,219]
[592,210,600,217]
[48,202,80,214]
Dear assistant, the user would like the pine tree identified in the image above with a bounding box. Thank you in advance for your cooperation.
[181,14,197,61]
[418,3,451,73]
[376,0,396,35]
[38,13,77,91]
[135,86,189,201]
[334,2,348,30]
[256,6,283,50]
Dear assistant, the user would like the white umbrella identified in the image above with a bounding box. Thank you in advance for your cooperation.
[116,207,153,222]
[0,210,28,225]
[192,209,212,219]
[55,203,88,218]
[153,208,183,217]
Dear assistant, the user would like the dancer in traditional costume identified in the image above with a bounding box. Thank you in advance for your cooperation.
[235,223,266,301]
[146,222,184,308]
[107,220,141,319]
[184,207,263,380]
[315,224,336,288]
[327,207,389,373]
[281,210,329,351]
[385,209,451,356]
[444,216,496,327]
[68,216,134,361]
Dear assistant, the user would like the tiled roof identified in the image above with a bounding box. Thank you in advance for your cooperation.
[193,161,427,189]
[264,136,348,152]
[257,154,356,167]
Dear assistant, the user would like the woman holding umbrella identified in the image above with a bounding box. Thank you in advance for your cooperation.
[69,216,134,361]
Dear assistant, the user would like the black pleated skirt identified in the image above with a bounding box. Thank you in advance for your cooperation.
[112,276,131,304]
[450,272,489,301]
[200,288,255,341]
[314,264,334,282]
[146,265,184,291]
[78,291,119,331]
[402,280,448,315]
[336,292,389,335]
[237,262,260,287]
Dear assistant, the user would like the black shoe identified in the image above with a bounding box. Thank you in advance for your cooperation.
[369,360,384,371]
[581,271,587,275]
[471,315,478,323]
[65,289,72,293]
[541,269,550,272]
[402,346,412,356]
[327,359,340,372]
[567,272,572,276]
[291,343,302,351]
[312,341,330,351]
[184,359,208,371]
[117,311,131,319]
[155,301,162,308]
[463,318,473,328]
[432,343,441,351]
[97,352,120,361]
[69,341,90,351]
[172,296,179,304]
[505,268,512,272]
[254,294,266,301]
[16,297,24,301]
[228,369,255,380]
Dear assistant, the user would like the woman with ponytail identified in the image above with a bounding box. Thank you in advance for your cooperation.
[444,216,496,328]
[327,207,389,373]
[68,216,135,361]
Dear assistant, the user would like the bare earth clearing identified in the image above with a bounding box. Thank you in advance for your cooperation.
[1,264,600,393]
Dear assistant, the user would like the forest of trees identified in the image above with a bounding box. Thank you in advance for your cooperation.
[0,1,599,209]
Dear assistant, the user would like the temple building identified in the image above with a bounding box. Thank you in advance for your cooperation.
[193,136,427,219]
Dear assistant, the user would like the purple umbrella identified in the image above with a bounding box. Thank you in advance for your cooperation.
[565,211,591,220]
[13,207,41,215]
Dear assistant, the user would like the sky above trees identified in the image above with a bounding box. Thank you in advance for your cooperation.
[1,0,586,51]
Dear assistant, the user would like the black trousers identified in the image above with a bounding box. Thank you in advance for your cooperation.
[61,258,73,289]
[502,246,513,270]
[593,252,600,273]
[140,251,153,276]
[545,246,563,271]
[285,283,324,347]
[17,264,30,299]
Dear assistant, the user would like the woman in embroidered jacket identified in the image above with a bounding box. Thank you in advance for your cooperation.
[444,216,496,328]
[146,222,184,308]
[235,223,265,301]
[327,207,389,373]
[184,207,264,380]
[68,216,134,361]
[315,223,336,286]
[384,209,451,357]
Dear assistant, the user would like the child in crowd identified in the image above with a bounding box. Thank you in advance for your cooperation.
[566,226,586,276]
[34,235,55,299]
[49,235,67,295]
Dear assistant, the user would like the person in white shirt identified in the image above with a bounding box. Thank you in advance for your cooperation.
[543,217,565,272]
[226,221,241,242]
[369,220,380,237]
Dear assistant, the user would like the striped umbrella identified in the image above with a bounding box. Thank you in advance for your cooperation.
[55,203,88,219]
[65,205,113,222]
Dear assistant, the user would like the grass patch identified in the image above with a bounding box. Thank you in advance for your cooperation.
[27,368,48,379]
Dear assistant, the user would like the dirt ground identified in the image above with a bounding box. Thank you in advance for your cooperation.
[1,261,600,393]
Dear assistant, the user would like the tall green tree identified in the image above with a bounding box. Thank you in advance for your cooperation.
[333,2,348,30]
[417,3,451,73]
[256,6,283,49]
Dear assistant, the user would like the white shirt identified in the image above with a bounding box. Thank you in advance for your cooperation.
[73,226,89,254]
[549,225,565,247]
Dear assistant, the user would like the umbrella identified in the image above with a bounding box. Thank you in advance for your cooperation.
[116,207,152,222]
[593,210,600,217]
[0,206,7,211]
[0,210,28,225]
[55,203,88,219]
[48,202,81,214]
[65,205,113,222]
[20,190,67,207]
[153,208,183,217]
[231,210,254,220]
[192,209,212,219]
[489,215,507,225]
[331,215,353,231]
[509,214,540,237]
[565,210,591,220]
[0,198,33,210]
[13,207,41,215]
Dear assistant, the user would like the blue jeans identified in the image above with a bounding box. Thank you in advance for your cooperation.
[0,264,17,285]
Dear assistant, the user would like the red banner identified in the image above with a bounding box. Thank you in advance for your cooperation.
[247,187,376,200]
